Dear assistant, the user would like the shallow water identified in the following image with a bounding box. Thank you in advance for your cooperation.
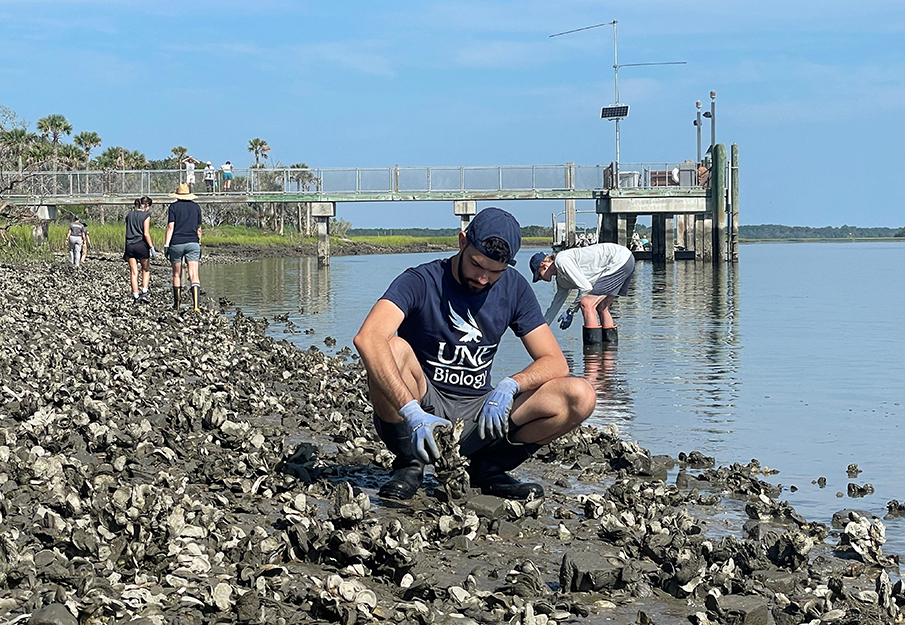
[203,240,905,557]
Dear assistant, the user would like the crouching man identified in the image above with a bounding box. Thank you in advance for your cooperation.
[353,207,595,500]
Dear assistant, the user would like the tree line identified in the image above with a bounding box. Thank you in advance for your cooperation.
[739,224,905,239]
[0,105,328,238]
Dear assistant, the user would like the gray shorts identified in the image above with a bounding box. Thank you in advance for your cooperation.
[422,377,522,456]
[589,254,635,297]
[168,242,201,263]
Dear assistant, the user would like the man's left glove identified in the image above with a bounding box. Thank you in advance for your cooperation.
[478,376,519,440]
[149,246,157,259]
[558,309,575,330]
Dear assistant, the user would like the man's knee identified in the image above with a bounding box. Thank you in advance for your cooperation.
[567,377,596,423]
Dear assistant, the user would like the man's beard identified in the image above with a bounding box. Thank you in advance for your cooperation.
[456,252,490,294]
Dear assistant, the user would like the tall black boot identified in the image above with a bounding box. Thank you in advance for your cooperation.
[191,285,201,312]
[374,417,424,500]
[602,326,618,344]
[172,286,181,310]
[582,326,603,346]
[467,439,544,499]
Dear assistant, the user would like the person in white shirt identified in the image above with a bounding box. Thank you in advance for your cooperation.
[221,161,234,191]
[529,243,635,345]
[203,161,216,193]
[182,157,199,193]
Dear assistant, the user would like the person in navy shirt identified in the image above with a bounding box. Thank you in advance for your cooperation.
[354,207,595,501]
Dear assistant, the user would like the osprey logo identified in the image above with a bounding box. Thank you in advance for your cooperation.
[448,303,482,343]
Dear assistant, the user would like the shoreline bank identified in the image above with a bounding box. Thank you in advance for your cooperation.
[0,257,900,625]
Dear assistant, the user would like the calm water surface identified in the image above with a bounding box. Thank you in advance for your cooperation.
[203,241,905,555]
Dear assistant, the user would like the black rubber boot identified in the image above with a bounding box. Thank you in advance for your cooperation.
[191,285,201,312]
[374,417,424,500]
[602,326,618,344]
[582,326,603,346]
[467,439,544,499]
[172,286,181,310]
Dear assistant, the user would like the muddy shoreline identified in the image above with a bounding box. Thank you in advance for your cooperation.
[0,253,901,625]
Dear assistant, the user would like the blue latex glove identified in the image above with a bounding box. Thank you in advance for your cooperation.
[149,246,157,259]
[399,400,451,463]
[558,308,575,330]
[479,376,519,440]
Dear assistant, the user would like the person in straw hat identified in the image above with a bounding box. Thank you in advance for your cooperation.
[163,183,203,311]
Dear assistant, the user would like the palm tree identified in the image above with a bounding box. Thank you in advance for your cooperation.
[94,146,122,170]
[171,145,188,163]
[59,144,85,170]
[0,127,35,172]
[36,114,73,171]
[25,140,53,168]
[247,138,271,167]
[73,131,102,167]
[123,149,149,170]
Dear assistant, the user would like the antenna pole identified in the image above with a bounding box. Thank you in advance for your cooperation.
[613,20,619,104]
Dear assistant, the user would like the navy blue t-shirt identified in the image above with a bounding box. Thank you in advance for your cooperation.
[381,257,546,396]
[167,200,202,245]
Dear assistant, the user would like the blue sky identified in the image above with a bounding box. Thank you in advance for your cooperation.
[2,0,903,229]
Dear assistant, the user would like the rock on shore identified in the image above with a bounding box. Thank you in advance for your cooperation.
[0,256,901,625]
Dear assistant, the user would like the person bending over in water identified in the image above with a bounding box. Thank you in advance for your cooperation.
[529,242,636,345]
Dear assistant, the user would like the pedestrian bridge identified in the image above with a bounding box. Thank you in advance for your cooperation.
[3,163,702,205]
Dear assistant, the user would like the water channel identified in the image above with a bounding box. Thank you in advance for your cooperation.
[203,240,905,557]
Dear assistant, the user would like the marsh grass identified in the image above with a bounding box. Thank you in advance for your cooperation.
[2,225,549,261]
[349,235,458,246]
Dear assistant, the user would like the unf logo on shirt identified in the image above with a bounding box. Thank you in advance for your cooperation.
[425,303,494,390]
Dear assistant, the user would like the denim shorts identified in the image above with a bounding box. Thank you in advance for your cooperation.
[168,242,201,263]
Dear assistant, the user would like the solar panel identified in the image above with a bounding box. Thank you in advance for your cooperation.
[600,105,630,120]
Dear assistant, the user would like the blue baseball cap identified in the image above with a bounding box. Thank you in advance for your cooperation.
[465,207,521,266]
[529,251,548,282]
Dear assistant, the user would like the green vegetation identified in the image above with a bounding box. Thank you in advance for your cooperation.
[350,235,458,246]
[740,224,903,240]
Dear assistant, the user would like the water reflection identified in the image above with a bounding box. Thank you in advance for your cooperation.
[582,346,634,423]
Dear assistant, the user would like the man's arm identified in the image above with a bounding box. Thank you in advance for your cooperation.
[509,323,570,391]
[353,299,417,418]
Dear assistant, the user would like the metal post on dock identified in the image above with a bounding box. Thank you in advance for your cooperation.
[454,200,476,232]
[565,162,576,247]
[711,143,727,262]
[311,202,335,266]
[695,100,703,162]
[730,143,740,262]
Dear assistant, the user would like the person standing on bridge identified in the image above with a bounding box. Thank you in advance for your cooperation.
[221,161,233,191]
[529,242,635,345]
[354,207,595,501]
[123,196,156,304]
[163,183,203,311]
[203,161,216,193]
[182,156,199,194]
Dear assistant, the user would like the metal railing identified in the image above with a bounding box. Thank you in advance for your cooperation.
[1,162,705,200]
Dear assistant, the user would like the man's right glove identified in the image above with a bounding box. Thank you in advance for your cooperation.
[399,400,451,464]
[558,308,575,330]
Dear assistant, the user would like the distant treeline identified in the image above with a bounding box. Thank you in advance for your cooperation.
[352,224,905,239]
[739,224,905,239]
[350,225,554,237]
